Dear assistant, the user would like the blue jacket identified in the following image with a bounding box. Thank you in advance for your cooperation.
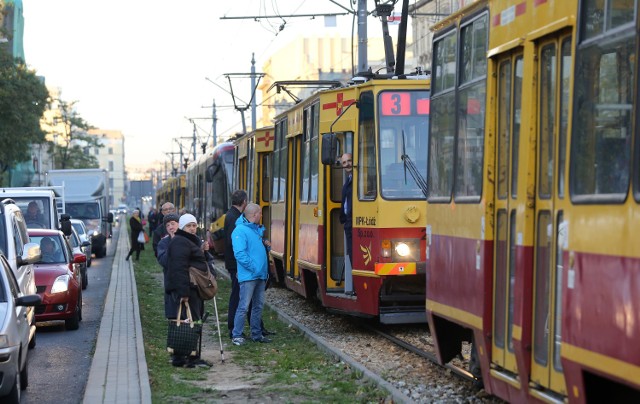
[231,214,268,283]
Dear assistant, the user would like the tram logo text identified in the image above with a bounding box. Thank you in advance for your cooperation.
[355,216,376,226]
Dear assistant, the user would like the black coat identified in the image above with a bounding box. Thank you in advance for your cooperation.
[152,224,167,257]
[129,217,144,245]
[224,206,242,272]
[165,229,208,319]
[339,176,353,230]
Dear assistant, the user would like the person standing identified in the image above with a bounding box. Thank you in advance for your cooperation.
[224,190,247,337]
[148,207,159,236]
[166,214,211,368]
[231,203,271,345]
[153,202,176,257]
[125,209,144,261]
[339,153,355,295]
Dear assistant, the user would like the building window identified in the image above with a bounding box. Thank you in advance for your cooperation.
[95,147,100,155]
[108,147,113,155]
[108,161,114,171]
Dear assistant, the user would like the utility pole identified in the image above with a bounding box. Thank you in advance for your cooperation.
[191,122,197,162]
[212,99,218,147]
[251,53,257,132]
[357,0,368,73]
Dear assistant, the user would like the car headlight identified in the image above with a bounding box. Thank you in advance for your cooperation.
[51,274,70,294]
[394,242,411,257]
[0,335,8,348]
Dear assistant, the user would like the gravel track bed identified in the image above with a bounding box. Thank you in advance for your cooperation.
[266,286,502,403]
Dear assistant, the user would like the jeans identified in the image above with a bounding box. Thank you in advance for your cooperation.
[232,279,266,340]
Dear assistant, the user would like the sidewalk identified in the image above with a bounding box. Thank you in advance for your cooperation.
[83,228,152,404]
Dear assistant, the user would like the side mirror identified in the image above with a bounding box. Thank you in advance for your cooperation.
[321,133,338,165]
[60,214,72,236]
[16,294,42,307]
[108,212,114,223]
[82,241,91,248]
[19,242,41,266]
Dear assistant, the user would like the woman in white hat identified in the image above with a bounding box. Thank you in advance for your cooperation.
[166,213,211,368]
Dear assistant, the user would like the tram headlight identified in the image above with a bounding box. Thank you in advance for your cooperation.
[394,242,411,257]
[381,239,392,257]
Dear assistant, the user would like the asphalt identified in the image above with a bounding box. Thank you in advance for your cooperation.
[82,228,151,404]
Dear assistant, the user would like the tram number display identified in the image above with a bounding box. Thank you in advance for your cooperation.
[380,92,430,116]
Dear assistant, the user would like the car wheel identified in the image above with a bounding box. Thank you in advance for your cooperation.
[65,294,81,330]
[87,255,92,268]
[20,357,28,390]
[82,269,88,290]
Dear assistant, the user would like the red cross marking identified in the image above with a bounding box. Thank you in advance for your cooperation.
[257,131,273,147]
[322,93,356,116]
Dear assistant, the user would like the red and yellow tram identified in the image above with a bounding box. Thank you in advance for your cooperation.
[270,77,430,323]
[426,0,640,401]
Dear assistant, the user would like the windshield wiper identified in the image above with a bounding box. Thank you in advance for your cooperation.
[401,130,429,198]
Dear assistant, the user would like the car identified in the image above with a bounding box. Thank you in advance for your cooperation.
[117,204,128,215]
[0,254,41,403]
[27,229,84,331]
[67,228,89,290]
[109,209,119,224]
[70,219,92,268]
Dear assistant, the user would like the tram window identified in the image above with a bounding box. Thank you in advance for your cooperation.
[533,211,552,366]
[454,84,485,199]
[460,15,488,85]
[497,59,511,200]
[428,92,455,200]
[581,0,635,41]
[511,56,523,199]
[358,91,377,200]
[539,43,556,200]
[558,39,572,199]
[433,31,457,94]
[571,32,634,199]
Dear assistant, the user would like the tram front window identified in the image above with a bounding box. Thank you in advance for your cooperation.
[378,90,430,200]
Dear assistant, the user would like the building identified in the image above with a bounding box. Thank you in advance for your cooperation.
[88,129,126,209]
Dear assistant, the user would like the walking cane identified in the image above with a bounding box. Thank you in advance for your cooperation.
[212,296,225,363]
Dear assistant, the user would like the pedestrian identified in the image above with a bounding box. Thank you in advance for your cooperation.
[339,153,355,295]
[231,203,271,346]
[224,190,273,339]
[148,207,159,236]
[125,209,144,261]
[153,202,176,257]
[166,213,212,368]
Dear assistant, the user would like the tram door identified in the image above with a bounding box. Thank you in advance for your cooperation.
[492,52,523,374]
[286,136,301,280]
[530,34,571,394]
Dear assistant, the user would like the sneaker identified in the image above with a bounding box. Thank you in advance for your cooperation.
[171,356,186,367]
[229,331,246,339]
[187,358,213,368]
[262,329,276,336]
[232,337,245,346]
[252,336,272,343]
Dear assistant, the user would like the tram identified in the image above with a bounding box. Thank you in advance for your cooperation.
[269,77,430,324]
[155,173,185,212]
[233,126,275,252]
[183,142,235,254]
[425,0,640,402]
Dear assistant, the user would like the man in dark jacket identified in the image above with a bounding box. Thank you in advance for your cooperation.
[153,202,176,257]
[224,190,247,336]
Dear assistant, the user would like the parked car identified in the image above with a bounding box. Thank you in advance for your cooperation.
[0,198,40,349]
[67,228,89,290]
[0,254,41,403]
[70,219,92,268]
[28,229,84,330]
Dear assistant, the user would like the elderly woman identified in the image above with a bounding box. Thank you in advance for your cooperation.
[166,213,211,368]
[125,209,144,261]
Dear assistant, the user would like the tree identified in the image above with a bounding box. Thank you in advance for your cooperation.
[0,47,49,181]
[47,98,102,169]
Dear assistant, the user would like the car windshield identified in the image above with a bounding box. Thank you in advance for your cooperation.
[11,197,52,229]
[72,223,85,236]
[30,235,67,264]
[66,202,100,220]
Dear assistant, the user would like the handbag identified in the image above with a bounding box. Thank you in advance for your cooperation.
[189,266,218,300]
[137,231,145,244]
[144,232,150,243]
[167,301,201,356]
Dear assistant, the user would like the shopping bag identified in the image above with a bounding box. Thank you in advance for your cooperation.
[167,302,201,356]
[144,232,150,243]
[137,231,146,244]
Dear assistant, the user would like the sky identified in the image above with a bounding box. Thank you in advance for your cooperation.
[21,0,396,170]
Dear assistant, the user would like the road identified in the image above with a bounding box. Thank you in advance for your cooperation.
[21,224,121,403]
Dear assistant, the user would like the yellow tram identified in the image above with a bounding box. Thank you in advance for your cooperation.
[270,77,430,323]
[426,0,640,402]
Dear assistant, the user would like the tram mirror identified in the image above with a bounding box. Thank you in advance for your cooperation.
[205,161,219,182]
[321,133,338,165]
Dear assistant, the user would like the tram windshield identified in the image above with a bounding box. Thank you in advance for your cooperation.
[378,90,430,199]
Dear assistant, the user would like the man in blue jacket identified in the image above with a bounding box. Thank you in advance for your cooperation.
[231,203,271,345]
